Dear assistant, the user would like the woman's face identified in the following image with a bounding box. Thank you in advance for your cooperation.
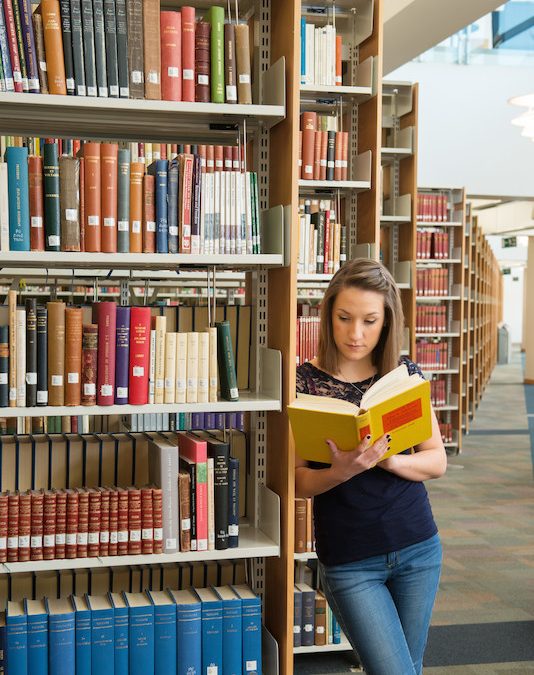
[331,286,386,366]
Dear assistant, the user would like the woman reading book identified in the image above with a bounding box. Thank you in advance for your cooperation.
[295,258,447,675]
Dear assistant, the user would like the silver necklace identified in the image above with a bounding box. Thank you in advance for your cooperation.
[340,371,378,397]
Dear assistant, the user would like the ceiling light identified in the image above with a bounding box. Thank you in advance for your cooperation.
[509,93,534,107]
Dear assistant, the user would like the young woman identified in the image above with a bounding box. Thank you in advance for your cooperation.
[295,258,447,675]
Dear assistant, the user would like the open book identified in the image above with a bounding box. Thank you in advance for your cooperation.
[288,364,432,464]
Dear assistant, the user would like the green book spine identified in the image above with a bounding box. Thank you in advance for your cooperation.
[43,142,61,252]
[208,6,225,103]
[216,320,239,401]
[117,147,130,252]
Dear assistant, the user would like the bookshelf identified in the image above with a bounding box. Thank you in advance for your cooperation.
[416,187,465,453]
[461,204,472,433]
[380,81,418,358]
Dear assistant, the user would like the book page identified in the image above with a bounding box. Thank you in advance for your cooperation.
[294,393,359,413]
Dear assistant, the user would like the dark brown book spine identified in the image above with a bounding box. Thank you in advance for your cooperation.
[117,487,129,556]
[126,0,144,99]
[7,491,19,562]
[32,10,49,93]
[43,489,57,559]
[0,492,7,563]
[152,486,163,554]
[76,487,89,557]
[30,490,44,560]
[29,155,45,251]
[81,323,98,405]
[224,23,236,103]
[65,307,83,405]
[54,488,67,558]
[141,486,153,554]
[98,487,110,556]
[65,488,79,559]
[294,498,307,554]
[127,486,141,555]
[195,20,210,103]
[18,491,31,562]
[59,156,81,251]
[178,471,191,552]
[88,488,101,557]
[108,487,119,555]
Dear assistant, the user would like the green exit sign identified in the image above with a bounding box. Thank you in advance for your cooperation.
[503,236,517,248]
[502,268,511,274]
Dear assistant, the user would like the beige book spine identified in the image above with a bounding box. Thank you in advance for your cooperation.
[148,328,156,404]
[207,456,215,551]
[235,23,252,104]
[186,332,199,403]
[154,316,167,404]
[208,326,218,402]
[164,332,177,404]
[8,290,17,406]
[16,309,26,407]
[175,332,188,404]
[198,331,209,404]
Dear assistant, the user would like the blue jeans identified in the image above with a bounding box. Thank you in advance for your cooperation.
[319,533,442,675]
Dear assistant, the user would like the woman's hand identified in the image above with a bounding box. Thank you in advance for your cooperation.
[327,433,390,483]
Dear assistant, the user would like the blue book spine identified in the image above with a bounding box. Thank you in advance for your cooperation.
[191,412,204,429]
[241,597,262,675]
[235,411,244,431]
[114,607,128,675]
[300,17,306,84]
[6,146,30,251]
[204,412,215,429]
[332,614,341,644]
[221,599,242,675]
[228,457,239,548]
[178,412,186,430]
[49,614,75,675]
[91,608,114,675]
[215,413,225,430]
[150,159,169,253]
[114,305,130,404]
[75,610,91,675]
[0,615,6,673]
[27,613,48,675]
[6,614,28,675]
[154,605,176,675]
[129,605,154,675]
[201,601,223,675]
[0,7,14,91]
[167,158,179,253]
[176,604,201,675]
[225,412,236,429]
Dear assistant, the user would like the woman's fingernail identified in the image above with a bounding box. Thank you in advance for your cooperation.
[366,434,371,440]
[386,434,391,441]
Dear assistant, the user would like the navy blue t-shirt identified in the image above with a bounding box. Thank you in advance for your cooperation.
[296,357,438,566]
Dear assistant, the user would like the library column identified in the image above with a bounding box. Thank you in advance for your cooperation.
[524,236,534,383]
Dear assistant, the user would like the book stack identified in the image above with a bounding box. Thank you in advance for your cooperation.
[297,198,347,275]
[416,268,449,296]
[128,409,247,434]
[300,18,343,87]
[299,112,349,182]
[2,584,261,675]
[0,1,253,104]
[293,583,342,648]
[416,305,447,333]
[416,340,449,370]
[429,378,446,407]
[416,230,450,260]
[1,140,261,256]
[417,191,450,222]
[0,293,242,409]
[294,497,314,554]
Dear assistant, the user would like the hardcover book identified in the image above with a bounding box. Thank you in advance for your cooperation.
[288,363,432,464]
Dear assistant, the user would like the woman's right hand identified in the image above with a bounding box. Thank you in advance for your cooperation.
[326,433,390,483]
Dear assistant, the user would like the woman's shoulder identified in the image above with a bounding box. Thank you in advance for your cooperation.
[399,355,425,378]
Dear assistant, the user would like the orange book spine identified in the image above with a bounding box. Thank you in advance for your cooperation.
[65,307,83,406]
[41,0,66,94]
[335,35,342,85]
[129,161,144,253]
[143,173,156,253]
[28,156,45,251]
[83,142,102,252]
[101,143,119,253]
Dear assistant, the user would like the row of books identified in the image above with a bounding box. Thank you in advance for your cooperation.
[0,1,254,105]
[416,231,451,260]
[429,378,447,408]
[3,584,261,675]
[416,268,450,296]
[0,296,244,408]
[296,316,319,368]
[300,19,342,88]
[298,198,347,275]
[300,112,349,181]
[294,583,341,648]
[437,420,453,444]
[417,192,451,222]
[415,341,449,370]
[415,306,448,333]
[1,141,261,255]
[294,497,315,554]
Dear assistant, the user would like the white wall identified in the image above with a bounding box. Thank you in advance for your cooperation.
[388,61,534,198]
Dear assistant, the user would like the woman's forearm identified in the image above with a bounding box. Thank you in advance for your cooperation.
[378,447,447,481]
[295,465,344,498]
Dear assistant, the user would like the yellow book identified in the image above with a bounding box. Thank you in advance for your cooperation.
[288,364,432,464]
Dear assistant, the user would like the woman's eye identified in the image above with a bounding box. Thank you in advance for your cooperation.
[338,316,349,322]
[365,320,377,325]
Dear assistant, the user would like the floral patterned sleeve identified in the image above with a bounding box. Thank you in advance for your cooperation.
[400,355,425,379]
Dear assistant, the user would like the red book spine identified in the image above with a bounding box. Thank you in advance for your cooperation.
[108,488,119,556]
[43,490,56,560]
[96,302,117,405]
[2,0,23,92]
[152,487,163,554]
[128,306,151,405]
[117,488,129,556]
[7,491,19,562]
[88,489,101,557]
[65,489,79,559]
[29,156,45,251]
[76,488,89,558]
[0,493,8,563]
[128,487,142,555]
[30,490,44,561]
[54,489,66,558]
[141,487,153,554]
[181,6,195,102]
[17,491,31,562]
[81,323,98,405]
[161,10,182,101]
[98,487,110,556]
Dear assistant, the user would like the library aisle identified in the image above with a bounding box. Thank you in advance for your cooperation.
[295,348,534,675]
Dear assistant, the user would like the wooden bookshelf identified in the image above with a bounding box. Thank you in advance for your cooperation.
[462,204,473,433]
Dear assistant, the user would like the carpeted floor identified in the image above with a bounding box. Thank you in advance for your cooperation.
[294,348,534,675]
